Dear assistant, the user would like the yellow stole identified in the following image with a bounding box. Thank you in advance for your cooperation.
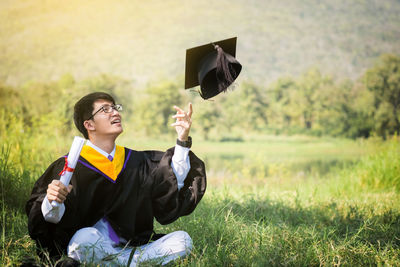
[80,145,125,182]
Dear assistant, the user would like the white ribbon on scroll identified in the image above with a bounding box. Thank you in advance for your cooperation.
[51,136,86,207]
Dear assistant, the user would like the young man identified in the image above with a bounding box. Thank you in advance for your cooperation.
[26,92,207,266]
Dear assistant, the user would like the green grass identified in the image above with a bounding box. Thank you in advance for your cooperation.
[155,138,400,266]
[1,136,399,266]
[158,191,399,266]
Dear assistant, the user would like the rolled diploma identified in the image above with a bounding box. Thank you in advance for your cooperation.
[51,136,86,207]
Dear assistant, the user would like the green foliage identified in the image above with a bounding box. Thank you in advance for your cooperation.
[364,54,400,138]
[351,138,400,192]
[133,80,184,137]
[0,146,40,266]
[0,82,22,112]
[295,68,333,130]
[192,100,220,140]
[222,82,268,131]
[1,54,400,141]
[80,74,134,112]
[266,69,354,137]
[338,81,375,138]
[254,55,400,139]
[268,76,297,130]
[0,146,33,213]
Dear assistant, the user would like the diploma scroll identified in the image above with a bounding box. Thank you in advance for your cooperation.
[51,136,86,207]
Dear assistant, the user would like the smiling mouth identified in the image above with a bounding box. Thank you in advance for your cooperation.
[111,119,121,125]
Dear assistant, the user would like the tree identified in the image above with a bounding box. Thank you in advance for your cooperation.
[193,99,220,140]
[364,54,400,138]
[221,82,268,132]
[135,81,183,136]
[267,77,298,132]
[295,68,334,130]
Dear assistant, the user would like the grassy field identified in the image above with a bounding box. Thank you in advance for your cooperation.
[120,134,377,179]
[1,135,399,266]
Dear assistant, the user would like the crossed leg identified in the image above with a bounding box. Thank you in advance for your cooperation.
[67,226,192,266]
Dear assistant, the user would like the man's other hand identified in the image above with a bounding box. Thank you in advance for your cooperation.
[47,180,73,203]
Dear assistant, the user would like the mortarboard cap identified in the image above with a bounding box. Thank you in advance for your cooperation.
[185,37,242,99]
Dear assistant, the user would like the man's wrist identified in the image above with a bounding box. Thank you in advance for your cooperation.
[176,136,192,148]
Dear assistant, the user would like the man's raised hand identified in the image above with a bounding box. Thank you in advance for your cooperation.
[171,103,193,141]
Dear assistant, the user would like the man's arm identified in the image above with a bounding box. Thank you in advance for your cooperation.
[171,144,191,190]
[170,103,193,189]
[151,147,206,225]
[151,102,206,224]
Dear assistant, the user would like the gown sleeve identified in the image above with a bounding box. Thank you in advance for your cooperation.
[147,147,207,225]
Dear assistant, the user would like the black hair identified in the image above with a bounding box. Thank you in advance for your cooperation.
[73,92,115,139]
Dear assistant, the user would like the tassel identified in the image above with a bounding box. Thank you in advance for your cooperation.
[214,44,236,93]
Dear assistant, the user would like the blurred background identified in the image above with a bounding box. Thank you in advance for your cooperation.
[1,1,400,265]
[1,0,400,140]
[1,0,399,171]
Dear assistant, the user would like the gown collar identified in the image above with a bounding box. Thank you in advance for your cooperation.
[80,142,126,183]
[86,140,116,160]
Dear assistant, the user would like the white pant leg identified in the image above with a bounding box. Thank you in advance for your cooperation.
[132,230,193,266]
[68,225,192,266]
[67,227,127,266]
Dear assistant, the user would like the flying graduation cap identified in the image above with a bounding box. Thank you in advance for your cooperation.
[184,37,242,100]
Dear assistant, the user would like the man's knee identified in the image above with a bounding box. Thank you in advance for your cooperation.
[67,227,104,262]
[163,230,193,254]
[67,227,123,265]
[68,227,103,248]
[141,231,193,265]
[176,231,193,251]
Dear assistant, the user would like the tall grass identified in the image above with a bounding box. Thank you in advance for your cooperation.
[357,140,400,192]
[0,110,70,266]
[0,146,38,265]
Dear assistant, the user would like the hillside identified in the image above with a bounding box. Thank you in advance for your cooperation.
[1,0,399,87]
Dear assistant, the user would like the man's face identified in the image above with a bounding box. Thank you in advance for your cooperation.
[86,99,123,138]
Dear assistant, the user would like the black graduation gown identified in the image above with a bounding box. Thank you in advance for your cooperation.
[25,147,207,258]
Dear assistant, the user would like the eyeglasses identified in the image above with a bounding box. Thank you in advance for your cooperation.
[87,104,123,120]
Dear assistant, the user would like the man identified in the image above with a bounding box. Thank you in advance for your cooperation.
[26,92,207,266]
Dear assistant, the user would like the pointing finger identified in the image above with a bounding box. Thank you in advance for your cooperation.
[187,103,193,118]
